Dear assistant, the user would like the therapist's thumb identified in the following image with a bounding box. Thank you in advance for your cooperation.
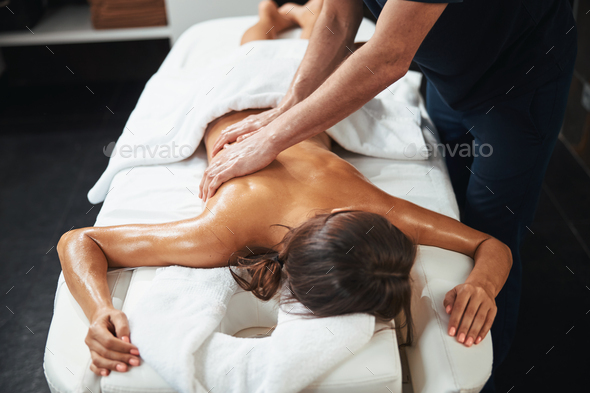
[443,288,457,314]
[111,311,131,341]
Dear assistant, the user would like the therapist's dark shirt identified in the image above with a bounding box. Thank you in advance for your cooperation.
[363,0,577,111]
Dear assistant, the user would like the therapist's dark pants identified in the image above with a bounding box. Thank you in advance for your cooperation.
[425,53,575,392]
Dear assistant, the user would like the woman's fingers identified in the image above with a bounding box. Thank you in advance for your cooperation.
[443,287,457,315]
[465,307,490,346]
[91,324,138,354]
[446,283,497,347]
[90,350,129,372]
[475,306,497,344]
[89,362,110,377]
[447,287,469,337]
[455,299,481,345]
[86,335,140,366]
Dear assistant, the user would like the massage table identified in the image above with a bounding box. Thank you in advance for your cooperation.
[43,16,492,393]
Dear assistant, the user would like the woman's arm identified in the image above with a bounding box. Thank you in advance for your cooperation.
[389,197,512,347]
[56,212,240,375]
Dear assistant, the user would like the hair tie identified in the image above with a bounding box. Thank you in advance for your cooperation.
[271,254,284,268]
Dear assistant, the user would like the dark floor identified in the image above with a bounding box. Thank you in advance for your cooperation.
[1,72,589,393]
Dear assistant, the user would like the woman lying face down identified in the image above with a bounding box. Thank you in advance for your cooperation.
[56,0,512,378]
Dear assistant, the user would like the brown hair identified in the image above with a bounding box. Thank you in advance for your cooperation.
[230,210,416,345]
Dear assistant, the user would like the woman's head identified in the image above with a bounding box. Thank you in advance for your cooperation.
[230,210,416,343]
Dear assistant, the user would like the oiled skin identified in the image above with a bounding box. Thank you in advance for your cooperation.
[57,109,512,375]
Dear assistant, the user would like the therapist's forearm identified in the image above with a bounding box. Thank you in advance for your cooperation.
[282,0,364,105]
[270,39,408,152]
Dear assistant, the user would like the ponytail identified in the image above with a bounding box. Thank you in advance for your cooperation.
[230,251,284,301]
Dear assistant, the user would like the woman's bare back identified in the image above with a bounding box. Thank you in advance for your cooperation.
[203,109,396,250]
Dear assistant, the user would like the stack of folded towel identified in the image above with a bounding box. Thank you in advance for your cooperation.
[89,0,167,29]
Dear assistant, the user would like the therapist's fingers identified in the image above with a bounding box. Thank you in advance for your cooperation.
[211,120,259,157]
[236,131,257,143]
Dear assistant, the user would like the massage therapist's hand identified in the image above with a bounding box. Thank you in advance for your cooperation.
[210,106,285,158]
[444,282,497,347]
[199,129,279,201]
[86,307,140,376]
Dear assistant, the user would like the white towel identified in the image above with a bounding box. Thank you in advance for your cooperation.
[127,266,375,393]
[88,39,426,204]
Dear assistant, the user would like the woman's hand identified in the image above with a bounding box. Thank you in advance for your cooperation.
[199,130,279,201]
[210,106,287,158]
[85,307,140,376]
[443,282,497,347]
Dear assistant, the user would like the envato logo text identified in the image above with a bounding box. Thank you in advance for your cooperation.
[403,141,493,159]
[103,141,193,159]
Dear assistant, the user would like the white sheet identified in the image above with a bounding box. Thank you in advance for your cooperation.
[87,18,426,205]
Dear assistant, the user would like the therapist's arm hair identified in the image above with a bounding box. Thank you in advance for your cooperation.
[281,0,364,107]
[269,0,447,151]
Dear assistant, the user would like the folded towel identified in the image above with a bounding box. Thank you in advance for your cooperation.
[127,266,375,393]
[88,39,426,204]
